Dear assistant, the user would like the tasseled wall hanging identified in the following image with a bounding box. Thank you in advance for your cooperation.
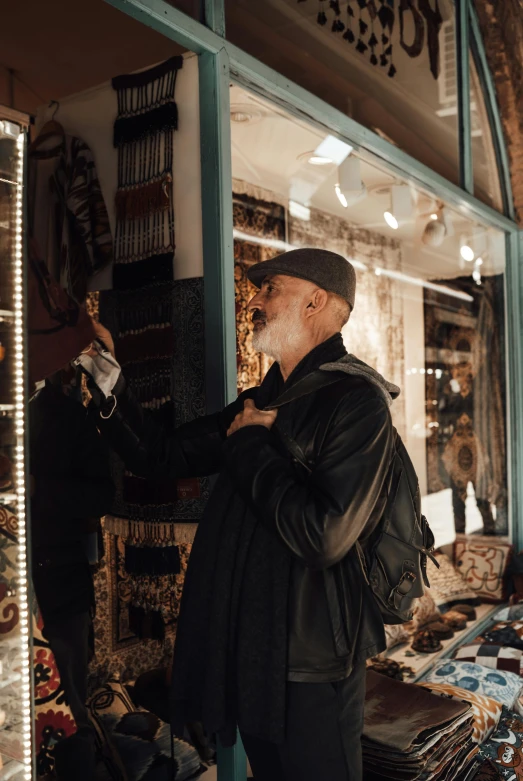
[112,55,183,291]
[99,278,208,641]
[100,57,205,641]
[298,0,443,80]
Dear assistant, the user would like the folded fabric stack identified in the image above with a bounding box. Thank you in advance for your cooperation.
[363,671,478,780]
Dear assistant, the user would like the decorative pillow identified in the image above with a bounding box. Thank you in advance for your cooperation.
[494,605,523,623]
[424,660,523,712]
[477,707,523,778]
[482,622,523,651]
[454,538,513,603]
[88,677,203,781]
[384,624,409,651]
[418,682,502,743]
[453,644,523,676]
[426,552,479,612]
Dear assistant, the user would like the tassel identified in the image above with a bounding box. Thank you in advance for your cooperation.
[115,175,172,221]
[330,0,341,13]
[113,102,179,147]
[317,10,327,24]
[332,19,345,31]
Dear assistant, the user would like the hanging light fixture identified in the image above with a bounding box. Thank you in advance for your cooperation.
[383,184,412,230]
[460,236,475,262]
[384,210,399,230]
[335,156,367,209]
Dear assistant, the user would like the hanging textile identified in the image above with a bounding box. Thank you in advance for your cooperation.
[423,275,508,535]
[111,56,183,291]
[28,133,112,304]
[99,277,207,641]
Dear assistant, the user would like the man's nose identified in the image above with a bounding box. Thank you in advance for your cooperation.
[248,292,263,311]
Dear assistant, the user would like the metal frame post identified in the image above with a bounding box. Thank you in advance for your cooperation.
[456,0,473,194]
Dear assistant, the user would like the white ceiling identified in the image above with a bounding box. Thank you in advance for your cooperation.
[230,85,506,282]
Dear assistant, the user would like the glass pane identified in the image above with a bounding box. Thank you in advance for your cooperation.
[232,85,508,546]
[470,54,504,211]
[226,0,460,185]
[164,0,203,19]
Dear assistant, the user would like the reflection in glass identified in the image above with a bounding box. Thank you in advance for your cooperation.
[226,0,460,185]
[470,54,504,212]
[231,85,507,549]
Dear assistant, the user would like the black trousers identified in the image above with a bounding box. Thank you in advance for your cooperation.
[240,660,366,781]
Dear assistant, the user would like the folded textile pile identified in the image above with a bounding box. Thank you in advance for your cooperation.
[363,671,479,780]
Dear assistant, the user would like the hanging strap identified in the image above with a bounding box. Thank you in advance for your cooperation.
[265,369,347,411]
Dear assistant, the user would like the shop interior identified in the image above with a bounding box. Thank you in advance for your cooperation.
[0,1,520,780]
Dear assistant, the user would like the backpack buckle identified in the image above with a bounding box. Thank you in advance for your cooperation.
[388,570,416,609]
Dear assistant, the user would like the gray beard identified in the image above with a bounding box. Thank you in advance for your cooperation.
[252,303,302,363]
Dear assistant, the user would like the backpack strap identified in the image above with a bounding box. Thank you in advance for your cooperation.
[265,370,347,411]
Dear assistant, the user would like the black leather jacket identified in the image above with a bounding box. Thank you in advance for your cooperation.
[96,349,396,681]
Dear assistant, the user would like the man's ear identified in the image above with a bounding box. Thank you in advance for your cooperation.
[305,288,328,317]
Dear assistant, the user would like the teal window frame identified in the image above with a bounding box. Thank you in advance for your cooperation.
[102,2,523,779]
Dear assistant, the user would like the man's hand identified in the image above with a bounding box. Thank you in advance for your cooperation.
[84,320,116,359]
[227,399,278,437]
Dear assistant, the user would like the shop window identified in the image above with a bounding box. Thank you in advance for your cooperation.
[231,84,508,547]
[470,54,504,212]
[226,0,460,186]
[164,0,203,20]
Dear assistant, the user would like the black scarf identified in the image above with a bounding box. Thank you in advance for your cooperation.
[170,334,347,745]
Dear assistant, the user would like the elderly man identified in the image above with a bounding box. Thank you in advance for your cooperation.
[80,248,399,781]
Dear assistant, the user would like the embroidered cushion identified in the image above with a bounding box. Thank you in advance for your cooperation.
[482,622,523,651]
[425,660,523,712]
[88,676,203,781]
[477,707,523,779]
[453,644,523,676]
[418,682,502,743]
[454,538,513,603]
[426,552,479,612]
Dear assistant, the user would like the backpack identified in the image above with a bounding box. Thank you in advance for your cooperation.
[356,429,439,624]
[276,415,439,626]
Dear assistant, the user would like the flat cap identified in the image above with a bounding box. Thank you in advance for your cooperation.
[247,248,356,310]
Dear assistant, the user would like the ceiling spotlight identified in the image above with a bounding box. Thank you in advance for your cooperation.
[337,156,367,207]
[422,211,447,247]
[382,184,412,231]
[476,257,483,266]
[460,244,475,262]
[335,184,348,208]
[384,211,399,230]
[309,155,333,166]
[313,135,353,165]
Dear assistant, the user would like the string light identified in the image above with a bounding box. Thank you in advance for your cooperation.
[12,129,33,776]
